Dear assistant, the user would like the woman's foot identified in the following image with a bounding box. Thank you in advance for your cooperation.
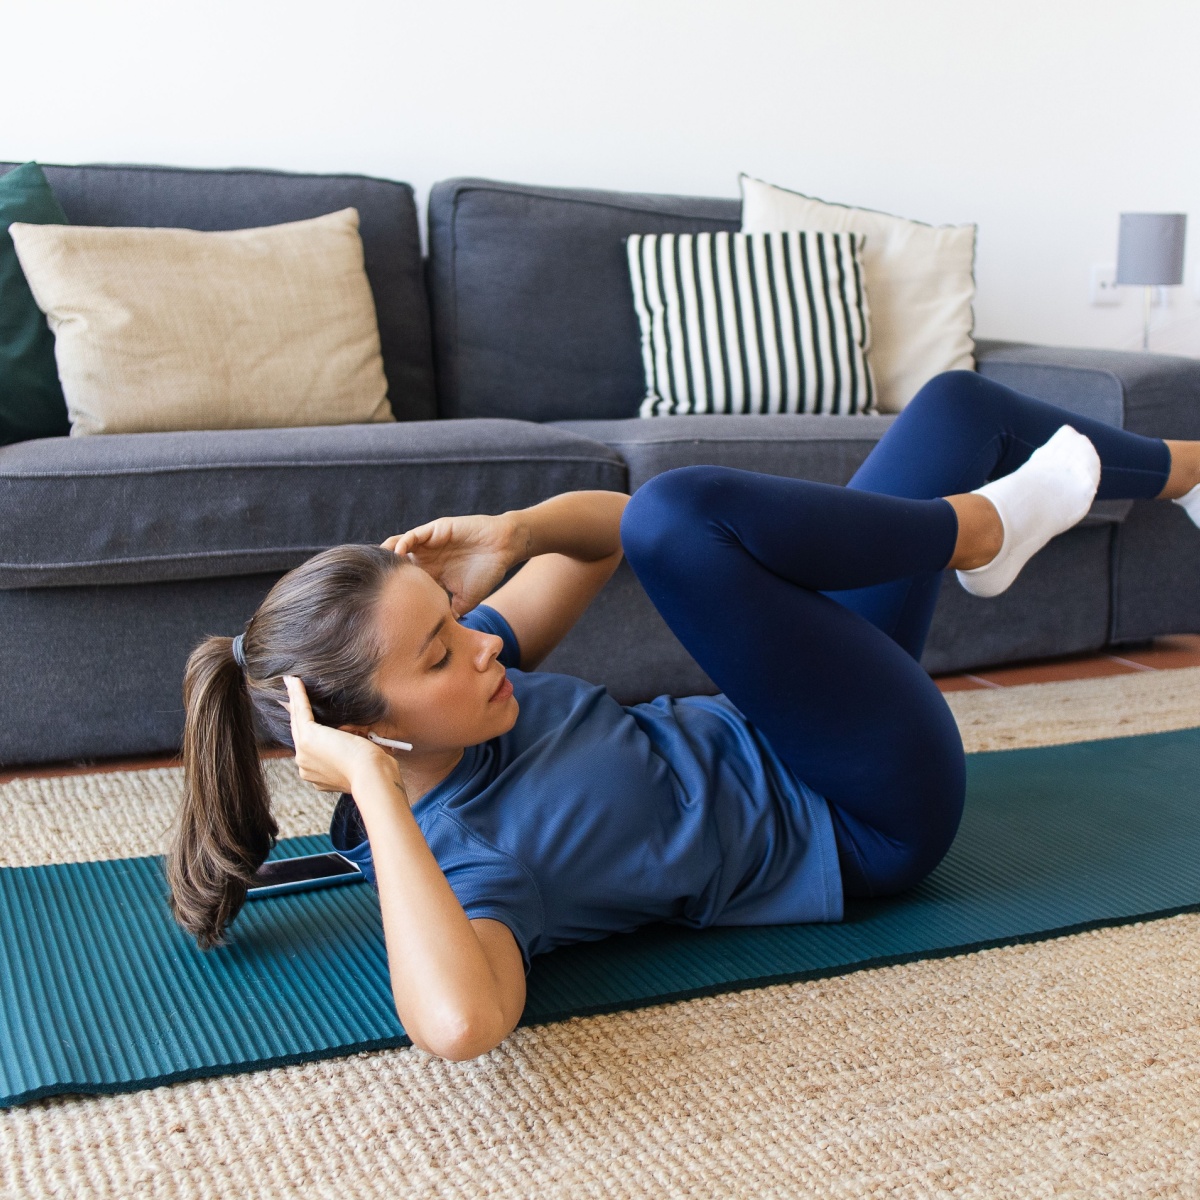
[956,425,1101,599]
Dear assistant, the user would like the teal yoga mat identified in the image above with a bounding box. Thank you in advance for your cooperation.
[4,727,1200,1108]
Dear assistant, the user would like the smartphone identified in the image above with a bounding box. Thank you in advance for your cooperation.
[247,851,364,900]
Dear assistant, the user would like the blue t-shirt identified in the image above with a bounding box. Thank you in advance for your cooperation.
[330,605,842,969]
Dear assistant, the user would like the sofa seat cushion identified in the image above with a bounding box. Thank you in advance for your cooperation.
[554,414,897,491]
[555,413,1133,530]
[0,421,625,589]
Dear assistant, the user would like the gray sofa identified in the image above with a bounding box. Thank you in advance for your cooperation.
[4,163,1200,767]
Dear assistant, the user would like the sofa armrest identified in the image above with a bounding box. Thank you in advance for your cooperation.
[976,339,1200,440]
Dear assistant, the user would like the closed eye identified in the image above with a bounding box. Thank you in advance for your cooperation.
[431,646,453,671]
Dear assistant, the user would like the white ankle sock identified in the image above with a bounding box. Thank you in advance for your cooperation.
[1173,482,1200,527]
[956,425,1101,599]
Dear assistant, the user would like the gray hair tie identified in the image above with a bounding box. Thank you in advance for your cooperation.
[231,633,247,670]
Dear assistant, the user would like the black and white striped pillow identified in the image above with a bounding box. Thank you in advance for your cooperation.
[627,231,876,417]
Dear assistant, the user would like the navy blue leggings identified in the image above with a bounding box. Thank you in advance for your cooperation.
[620,371,1172,899]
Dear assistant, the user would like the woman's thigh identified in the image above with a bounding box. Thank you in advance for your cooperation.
[621,465,966,897]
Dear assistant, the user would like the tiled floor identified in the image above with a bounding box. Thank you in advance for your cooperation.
[931,633,1200,692]
[4,636,1200,785]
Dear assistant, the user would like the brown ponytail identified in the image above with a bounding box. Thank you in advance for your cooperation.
[168,544,406,949]
[168,637,276,949]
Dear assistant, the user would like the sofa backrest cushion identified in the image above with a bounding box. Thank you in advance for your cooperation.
[428,178,739,422]
[0,162,436,422]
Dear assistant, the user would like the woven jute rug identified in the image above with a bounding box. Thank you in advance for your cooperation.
[3,668,1200,1198]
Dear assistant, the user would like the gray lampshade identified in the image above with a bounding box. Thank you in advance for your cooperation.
[1116,212,1187,286]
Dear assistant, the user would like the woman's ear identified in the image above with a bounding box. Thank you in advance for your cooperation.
[337,723,372,738]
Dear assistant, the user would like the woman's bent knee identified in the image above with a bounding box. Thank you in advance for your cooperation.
[620,466,736,568]
[905,370,997,425]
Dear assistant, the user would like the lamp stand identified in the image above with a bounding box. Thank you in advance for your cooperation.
[1142,285,1152,351]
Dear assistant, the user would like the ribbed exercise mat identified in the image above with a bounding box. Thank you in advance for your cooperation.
[4,727,1200,1108]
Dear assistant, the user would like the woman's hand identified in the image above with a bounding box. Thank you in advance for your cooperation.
[381,513,524,617]
[283,675,400,796]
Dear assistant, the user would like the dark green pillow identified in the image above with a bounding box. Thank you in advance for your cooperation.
[0,162,70,444]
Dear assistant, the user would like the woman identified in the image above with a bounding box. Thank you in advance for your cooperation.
[168,371,1200,1062]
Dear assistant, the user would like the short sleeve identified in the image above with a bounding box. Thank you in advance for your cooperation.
[460,603,522,670]
[422,808,545,974]
[328,791,544,974]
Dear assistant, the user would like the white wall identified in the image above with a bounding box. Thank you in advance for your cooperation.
[5,0,1200,354]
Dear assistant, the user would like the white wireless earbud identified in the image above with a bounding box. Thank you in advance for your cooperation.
[367,732,413,752]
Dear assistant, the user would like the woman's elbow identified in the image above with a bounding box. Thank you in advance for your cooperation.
[405,1002,513,1062]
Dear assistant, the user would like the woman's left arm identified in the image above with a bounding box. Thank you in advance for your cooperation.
[283,677,526,1062]
[384,491,629,671]
[486,491,629,669]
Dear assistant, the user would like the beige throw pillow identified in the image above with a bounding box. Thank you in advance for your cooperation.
[740,175,976,413]
[9,208,392,435]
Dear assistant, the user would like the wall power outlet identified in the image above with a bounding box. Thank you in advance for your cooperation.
[1091,263,1121,306]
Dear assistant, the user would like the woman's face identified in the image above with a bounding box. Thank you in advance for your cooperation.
[366,565,519,752]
